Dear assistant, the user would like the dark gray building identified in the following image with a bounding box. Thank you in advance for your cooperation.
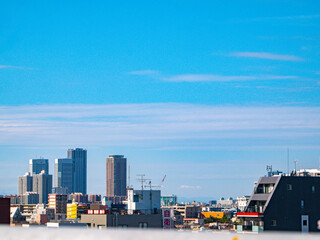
[55,158,74,193]
[237,170,320,232]
[67,148,87,194]
[18,172,33,195]
[106,155,127,203]
[29,158,49,175]
[33,170,52,204]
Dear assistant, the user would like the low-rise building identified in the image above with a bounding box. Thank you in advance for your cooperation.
[81,213,162,228]
[35,214,48,224]
[126,188,161,214]
[170,204,201,219]
[71,193,88,203]
[29,204,55,223]
[236,196,250,212]
[201,211,225,219]
[4,195,22,205]
[48,194,67,220]
[11,204,37,222]
[67,203,89,219]
[89,194,101,203]
[161,195,177,206]
[216,197,235,209]
[10,207,26,224]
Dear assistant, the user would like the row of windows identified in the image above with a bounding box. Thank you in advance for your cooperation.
[271,219,308,227]
[287,184,316,192]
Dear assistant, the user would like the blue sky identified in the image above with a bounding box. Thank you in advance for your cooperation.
[0,0,320,201]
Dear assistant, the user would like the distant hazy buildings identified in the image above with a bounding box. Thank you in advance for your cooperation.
[106,155,127,203]
[236,196,250,212]
[33,170,52,204]
[71,193,88,203]
[52,187,68,194]
[29,158,49,175]
[18,172,33,195]
[55,158,74,193]
[89,194,101,203]
[67,148,87,194]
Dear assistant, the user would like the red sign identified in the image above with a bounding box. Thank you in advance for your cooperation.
[163,210,170,218]
[87,209,106,215]
[162,208,172,229]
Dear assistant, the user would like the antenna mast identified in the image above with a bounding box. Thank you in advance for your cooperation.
[128,165,130,187]
[136,174,150,191]
[287,148,289,175]
[294,160,298,172]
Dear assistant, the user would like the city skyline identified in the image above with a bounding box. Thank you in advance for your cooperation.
[1,1,320,201]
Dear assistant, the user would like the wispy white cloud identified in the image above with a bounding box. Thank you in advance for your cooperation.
[0,104,319,149]
[0,65,32,70]
[180,185,201,189]
[255,15,320,21]
[128,70,159,75]
[163,74,297,82]
[228,52,304,61]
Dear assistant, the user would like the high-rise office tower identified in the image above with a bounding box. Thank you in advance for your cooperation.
[55,158,74,194]
[106,155,127,203]
[18,172,33,195]
[67,148,87,194]
[33,170,52,204]
[29,158,49,175]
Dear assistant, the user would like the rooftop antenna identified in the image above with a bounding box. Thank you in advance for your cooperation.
[136,174,150,191]
[294,160,298,172]
[266,165,272,176]
[128,165,130,187]
[287,148,289,175]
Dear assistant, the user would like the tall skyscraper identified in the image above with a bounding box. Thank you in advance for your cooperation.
[33,170,52,204]
[106,155,127,203]
[67,148,87,194]
[29,158,49,175]
[18,172,33,195]
[55,158,74,194]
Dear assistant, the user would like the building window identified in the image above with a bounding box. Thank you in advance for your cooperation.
[138,222,148,228]
[118,225,128,228]
[301,200,304,208]
[312,186,315,192]
[287,184,292,190]
[271,220,277,226]
[303,220,308,226]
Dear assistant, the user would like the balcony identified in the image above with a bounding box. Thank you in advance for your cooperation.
[236,212,264,218]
